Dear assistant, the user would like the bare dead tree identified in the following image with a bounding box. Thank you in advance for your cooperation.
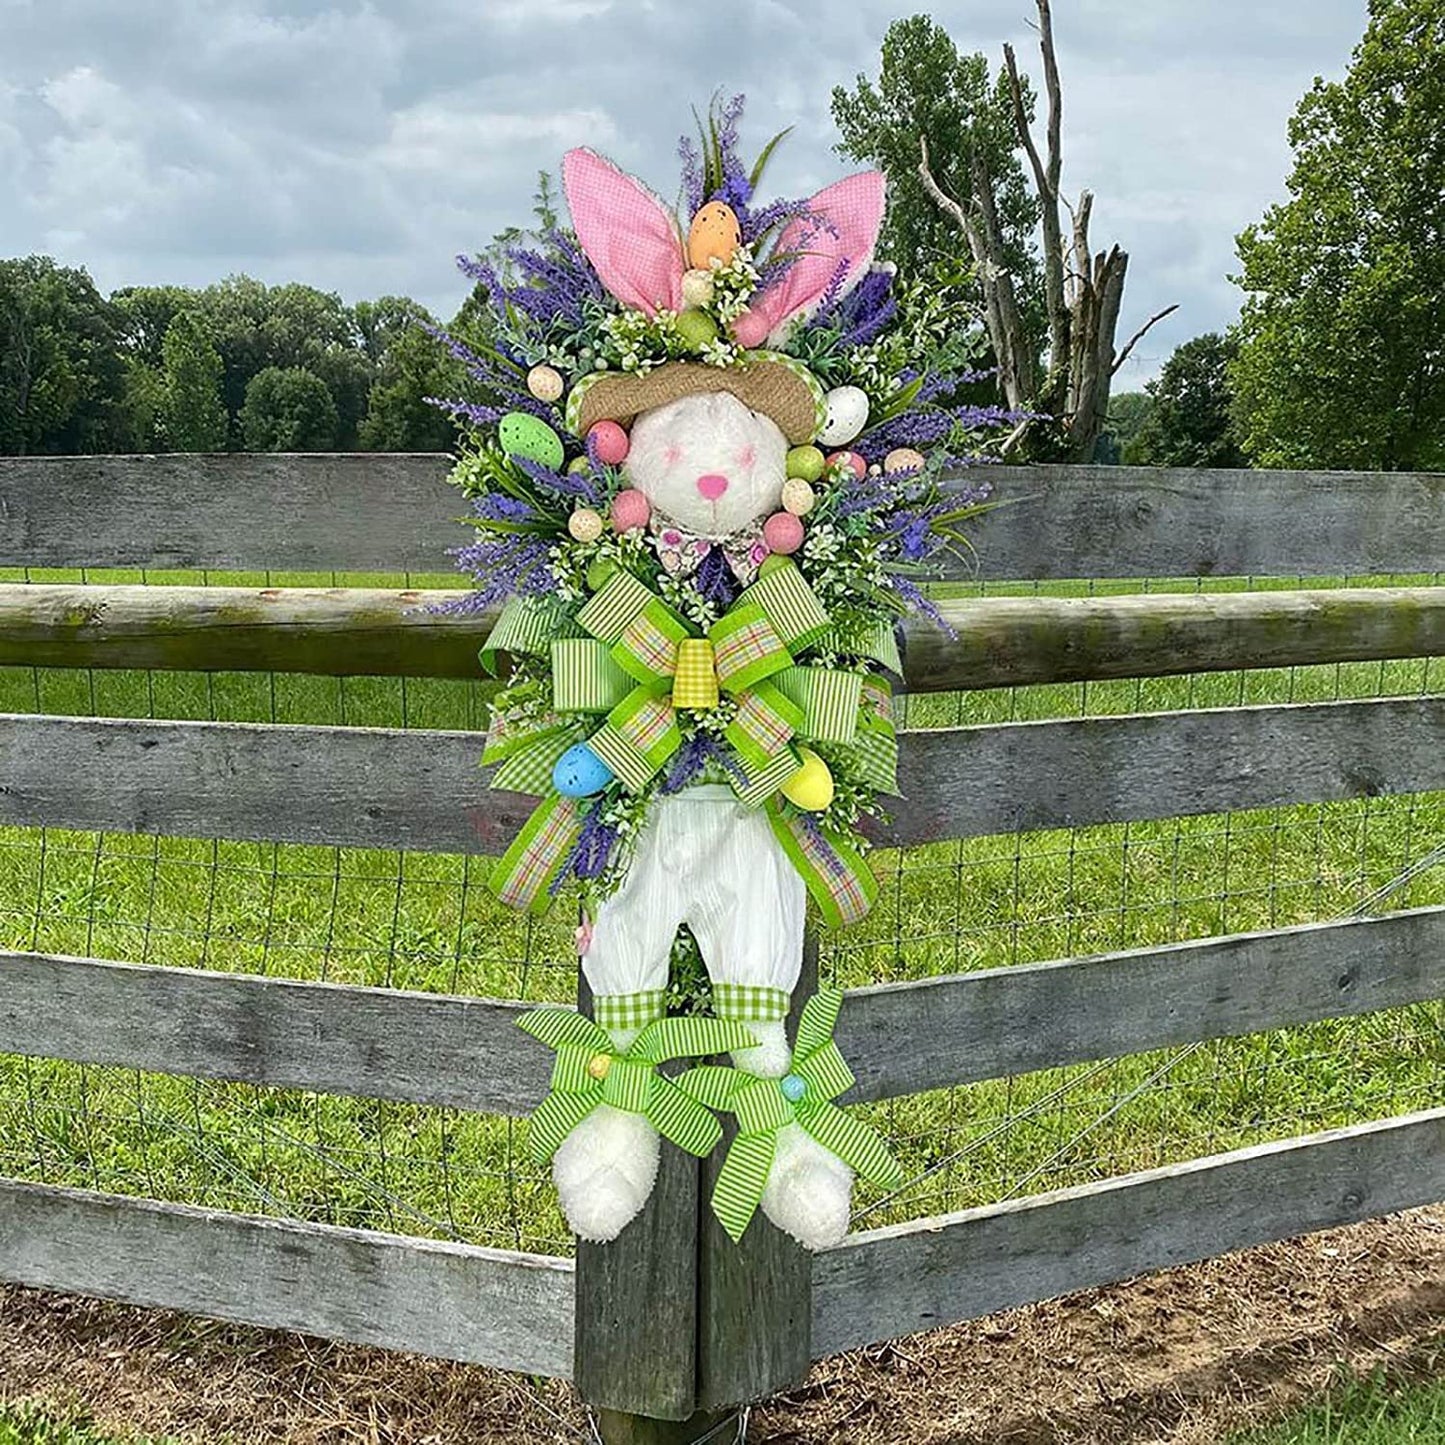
[918,0,1177,459]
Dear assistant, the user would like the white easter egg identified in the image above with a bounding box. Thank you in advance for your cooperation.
[817,386,870,447]
[781,478,816,517]
[681,269,716,308]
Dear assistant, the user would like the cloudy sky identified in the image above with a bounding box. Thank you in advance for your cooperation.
[2,0,1367,384]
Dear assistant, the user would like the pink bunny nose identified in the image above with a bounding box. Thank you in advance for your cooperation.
[696,473,729,501]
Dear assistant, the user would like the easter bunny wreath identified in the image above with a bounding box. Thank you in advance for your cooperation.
[435,99,1014,1250]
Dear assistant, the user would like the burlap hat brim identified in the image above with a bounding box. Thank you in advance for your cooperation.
[565,354,826,446]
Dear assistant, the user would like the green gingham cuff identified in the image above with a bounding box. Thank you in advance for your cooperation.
[593,990,668,1033]
[712,983,791,1024]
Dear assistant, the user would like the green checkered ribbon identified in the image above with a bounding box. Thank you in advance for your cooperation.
[846,677,899,795]
[518,1008,759,1163]
[712,982,792,1023]
[593,990,669,1033]
[677,988,902,1242]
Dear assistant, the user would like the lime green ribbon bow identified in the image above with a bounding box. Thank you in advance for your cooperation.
[558,560,863,802]
[677,988,902,1242]
[518,1007,760,1164]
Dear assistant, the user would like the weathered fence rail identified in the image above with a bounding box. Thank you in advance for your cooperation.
[1,454,1442,1439]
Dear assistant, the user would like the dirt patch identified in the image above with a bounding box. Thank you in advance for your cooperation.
[3,1207,1443,1444]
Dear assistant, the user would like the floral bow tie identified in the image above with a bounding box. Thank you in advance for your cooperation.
[649,510,770,587]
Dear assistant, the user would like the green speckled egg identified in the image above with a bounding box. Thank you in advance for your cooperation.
[499,411,564,471]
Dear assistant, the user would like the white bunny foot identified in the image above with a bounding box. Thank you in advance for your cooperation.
[551,1104,660,1243]
[730,1020,856,1250]
[758,1120,854,1250]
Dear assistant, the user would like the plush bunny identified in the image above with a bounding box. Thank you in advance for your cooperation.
[515,148,890,1250]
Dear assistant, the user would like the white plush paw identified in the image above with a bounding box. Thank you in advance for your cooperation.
[551,1104,660,1243]
[759,1120,854,1250]
[730,1019,792,1078]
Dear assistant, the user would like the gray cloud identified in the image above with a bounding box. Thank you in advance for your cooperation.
[0,0,1368,381]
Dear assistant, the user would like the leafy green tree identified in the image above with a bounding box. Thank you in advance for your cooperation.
[1096,391,1153,464]
[159,310,228,451]
[357,299,463,452]
[112,285,197,368]
[239,365,338,451]
[1231,0,1445,470]
[0,256,131,455]
[831,15,1040,302]
[1125,334,1246,469]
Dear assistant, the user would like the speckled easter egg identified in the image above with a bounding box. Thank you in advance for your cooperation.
[568,455,592,475]
[781,479,816,517]
[681,268,716,308]
[687,202,742,270]
[827,450,868,481]
[553,743,614,799]
[674,308,720,352]
[499,411,564,471]
[588,420,630,467]
[567,507,604,543]
[526,364,564,403]
[884,447,926,475]
[817,385,870,447]
[781,748,835,812]
[611,488,651,532]
[762,511,805,555]
[786,445,825,482]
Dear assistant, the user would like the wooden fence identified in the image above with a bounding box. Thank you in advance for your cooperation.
[1,456,1443,1441]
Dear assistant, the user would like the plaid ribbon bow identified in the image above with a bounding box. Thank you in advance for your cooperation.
[557,559,864,802]
[518,1008,761,1164]
[483,559,889,923]
[676,988,902,1242]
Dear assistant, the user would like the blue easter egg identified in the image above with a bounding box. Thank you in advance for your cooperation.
[553,743,614,798]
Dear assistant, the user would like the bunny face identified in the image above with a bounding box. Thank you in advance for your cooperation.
[624,392,787,537]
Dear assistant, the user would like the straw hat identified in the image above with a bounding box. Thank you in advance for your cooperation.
[565,351,827,446]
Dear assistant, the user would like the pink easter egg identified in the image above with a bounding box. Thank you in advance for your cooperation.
[762,511,805,555]
[611,488,651,532]
[588,420,630,466]
[827,450,867,481]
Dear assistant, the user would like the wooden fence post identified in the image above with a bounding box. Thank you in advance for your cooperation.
[695,934,817,1409]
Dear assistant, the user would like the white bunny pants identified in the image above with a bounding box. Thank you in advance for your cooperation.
[583,785,806,1042]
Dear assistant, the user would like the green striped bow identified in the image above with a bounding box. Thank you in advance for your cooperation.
[677,989,902,1242]
[557,560,863,801]
[518,1008,760,1163]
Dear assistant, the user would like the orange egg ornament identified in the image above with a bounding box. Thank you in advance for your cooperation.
[687,202,742,270]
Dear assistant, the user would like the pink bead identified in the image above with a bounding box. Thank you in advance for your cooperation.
[588,420,630,466]
[827,450,867,480]
[762,511,805,555]
[610,488,651,532]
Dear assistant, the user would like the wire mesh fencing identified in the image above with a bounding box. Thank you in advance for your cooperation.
[1,565,1442,1260]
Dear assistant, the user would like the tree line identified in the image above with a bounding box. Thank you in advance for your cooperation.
[2,0,1439,470]
[0,264,464,456]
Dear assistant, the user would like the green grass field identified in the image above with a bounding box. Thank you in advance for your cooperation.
[1,568,1442,1257]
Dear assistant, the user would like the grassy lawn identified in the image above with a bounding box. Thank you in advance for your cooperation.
[0,1403,178,1444]
[1228,1367,1445,1443]
[0,568,1441,1257]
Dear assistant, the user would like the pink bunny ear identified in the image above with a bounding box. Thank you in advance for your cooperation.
[562,148,684,317]
[732,171,887,349]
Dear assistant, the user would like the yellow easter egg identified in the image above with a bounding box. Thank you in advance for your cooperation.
[687,202,742,270]
[781,748,834,813]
